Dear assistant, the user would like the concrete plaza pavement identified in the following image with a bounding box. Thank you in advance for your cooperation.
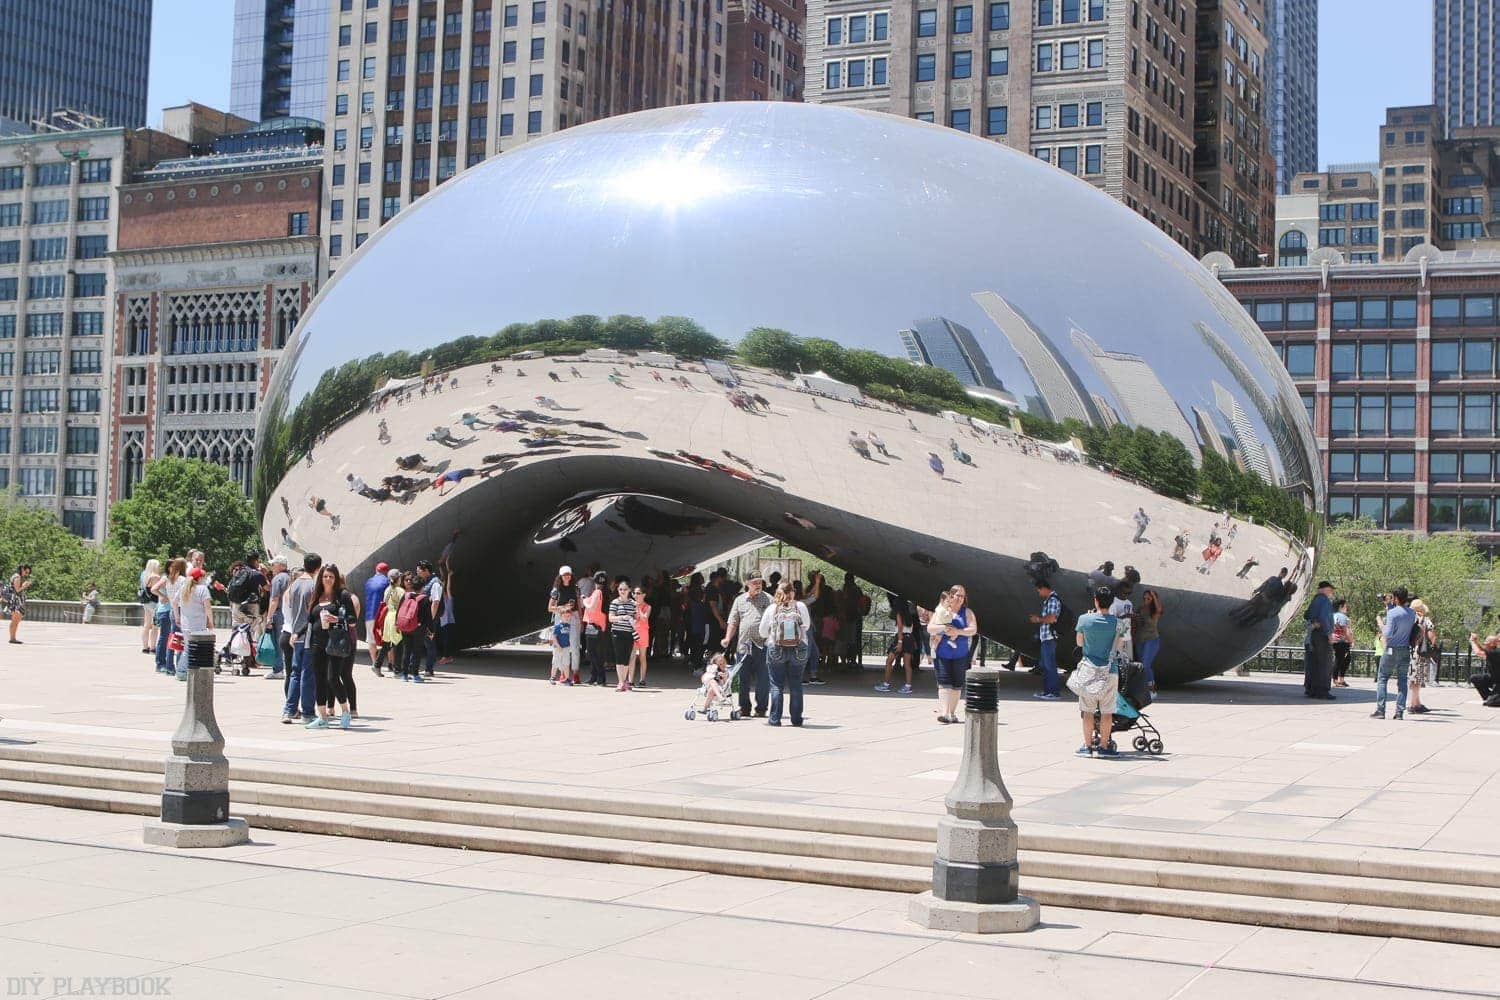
[0,801,1497,1000]
[3,622,1498,858]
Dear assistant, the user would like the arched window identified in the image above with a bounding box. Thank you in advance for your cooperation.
[1278,229,1308,267]
[122,440,144,499]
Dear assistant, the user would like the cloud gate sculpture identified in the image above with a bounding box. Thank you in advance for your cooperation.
[256,103,1321,685]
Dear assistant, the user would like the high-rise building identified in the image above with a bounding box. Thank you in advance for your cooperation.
[111,117,322,502]
[1274,164,1380,266]
[0,120,191,539]
[1264,0,1316,193]
[899,316,1006,393]
[1219,252,1500,538]
[0,0,152,129]
[1193,0,1277,267]
[1434,0,1500,135]
[230,0,333,123]
[1191,403,1230,460]
[972,291,1101,426]
[1211,379,1270,482]
[725,0,804,100]
[804,1,1274,265]
[1071,324,1200,460]
[319,0,725,275]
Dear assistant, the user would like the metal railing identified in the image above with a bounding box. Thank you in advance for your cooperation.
[1241,643,1485,685]
[22,600,233,629]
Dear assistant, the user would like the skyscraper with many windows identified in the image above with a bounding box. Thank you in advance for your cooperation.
[230,0,333,122]
[319,0,725,276]
[899,316,1006,393]
[1434,0,1500,135]
[1265,0,1316,193]
[0,0,152,129]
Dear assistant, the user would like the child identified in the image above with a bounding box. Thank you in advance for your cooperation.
[699,653,729,712]
[924,590,948,659]
[547,618,574,685]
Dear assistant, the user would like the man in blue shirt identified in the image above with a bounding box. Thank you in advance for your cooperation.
[1302,580,1336,700]
[363,562,390,669]
[1074,587,1120,757]
[1029,581,1062,700]
[1374,586,1415,719]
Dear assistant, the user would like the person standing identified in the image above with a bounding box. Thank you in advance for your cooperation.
[3,565,33,645]
[609,579,638,691]
[1302,581,1336,700]
[305,563,359,729]
[265,557,291,682]
[138,559,162,654]
[282,553,322,721]
[875,593,916,694]
[1136,589,1164,694]
[548,567,581,685]
[1373,587,1415,720]
[759,582,811,726]
[1074,586,1121,757]
[582,570,610,685]
[1407,599,1437,715]
[81,582,100,624]
[723,575,771,716]
[372,570,405,677]
[416,561,442,678]
[363,561,391,669]
[153,560,186,674]
[1331,599,1353,689]
[929,585,978,725]
[437,571,458,667]
[1029,581,1062,700]
[174,567,214,676]
[630,584,652,688]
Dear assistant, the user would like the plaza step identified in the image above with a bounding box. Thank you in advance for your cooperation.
[1,747,1500,944]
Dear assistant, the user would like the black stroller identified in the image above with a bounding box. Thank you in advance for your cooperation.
[215,604,258,676]
[1107,659,1164,755]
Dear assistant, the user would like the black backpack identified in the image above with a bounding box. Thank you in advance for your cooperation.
[227,566,256,604]
[1054,600,1079,652]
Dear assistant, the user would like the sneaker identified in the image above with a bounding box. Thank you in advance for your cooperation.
[562,678,574,686]
[425,669,434,678]
[280,713,294,724]
[1033,692,1061,700]
[1370,709,1385,719]
[412,674,425,683]
[1097,745,1120,758]
[266,671,284,680]
[1075,744,1094,756]
[874,682,892,692]
[1394,710,1404,720]
[899,684,914,694]
[372,667,383,677]
[1410,704,1431,714]
[807,677,826,686]
[340,710,351,729]
[305,717,329,729]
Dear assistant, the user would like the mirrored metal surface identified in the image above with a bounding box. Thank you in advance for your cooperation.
[257,103,1321,684]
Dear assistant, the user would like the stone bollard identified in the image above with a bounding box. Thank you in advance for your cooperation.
[909,665,1039,932]
[143,631,249,848]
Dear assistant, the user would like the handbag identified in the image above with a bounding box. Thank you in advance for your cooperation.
[325,608,353,658]
[1066,657,1111,697]
[255,631,279,665]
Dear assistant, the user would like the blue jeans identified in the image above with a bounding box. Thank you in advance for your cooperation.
[767,642,807,725]
[153,609,173,671]
[735,644,768,716]
[1138,637,1161,687]
[268,612,285,672]
[422,629,438,671]
[1376,644,1410,715]
[283,642,317,717]
[803,637,821,681]
[1039,639,1060,696]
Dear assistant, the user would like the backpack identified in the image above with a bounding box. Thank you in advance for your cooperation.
[395,590,422,633]
[772,606,804,647]
[226,566,256,604]
[1054,600,1079,653]
[1415,618,1435,657]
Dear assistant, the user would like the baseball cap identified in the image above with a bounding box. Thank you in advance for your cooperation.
[559,565,574,576]
[376,561,390,573]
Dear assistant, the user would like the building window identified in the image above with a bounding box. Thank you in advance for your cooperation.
[847,59,866,86]
[849,14,867,41]
[986,105,1008,135]
[872,57,887,84]
[501,113,515,136]
[73,273,105,297]
[1037,0,1053,24]
[951,50,972,78]
[28,275,64,299]
[34,162,70,186]
[1060,41,1080,70]
[531,37,544,59]
[1084,144,1101,174]
[330,234,343,257]
[953,4,973,32]
[950,109,970,133]
[1059,103,1078,128]
[1057,146,1079,174]
[1061,0,1080,22]
[528,110,542,133]
[1087,38,1103,67]
[989,1,1009,29]
[916,53,935,81]
[1035,105,1052,129]
[503,41,517,63]
[17,468,56,497]
[32,200,68,224]
[1036,43,1053,72]
[988,46,1008,75]
[874,11,889,38]
[917,8,937,36]
[64,468,96,497]
[382,195,401,220]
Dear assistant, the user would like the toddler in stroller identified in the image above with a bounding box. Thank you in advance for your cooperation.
[685,653,742,722]
[216,604,258,676]
[1098,659,1164,754]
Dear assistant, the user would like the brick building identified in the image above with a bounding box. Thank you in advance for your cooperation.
[1217,252,1500,538]
[725,0,804,100]
[110,117,322,501]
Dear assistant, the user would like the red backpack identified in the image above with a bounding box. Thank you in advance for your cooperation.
[395,590,422,633]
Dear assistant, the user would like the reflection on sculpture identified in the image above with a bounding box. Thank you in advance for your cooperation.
[256,103,1322,684]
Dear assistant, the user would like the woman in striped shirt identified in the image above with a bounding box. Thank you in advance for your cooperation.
[610,580,638,691]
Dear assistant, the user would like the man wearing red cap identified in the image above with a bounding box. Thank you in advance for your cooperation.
[364,562,391,668]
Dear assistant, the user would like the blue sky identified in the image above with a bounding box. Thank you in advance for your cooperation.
[149,0,1431,168]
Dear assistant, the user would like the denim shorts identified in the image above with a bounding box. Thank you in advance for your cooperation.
[934,655,969,690]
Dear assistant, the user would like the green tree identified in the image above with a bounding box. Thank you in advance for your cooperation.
[654,315,728,358]
[602,314,655,349]
[0,495,139,601]
[1314,521,1488,647]
[109,458,258,581]
[738,327,802,373]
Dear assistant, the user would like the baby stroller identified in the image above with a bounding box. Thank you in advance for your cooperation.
[684,659,743,722]
[215,609,257,676]
[1107,659,1164,755]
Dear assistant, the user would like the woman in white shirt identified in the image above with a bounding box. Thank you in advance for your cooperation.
[174,567,214,676]
[758,583,812,727]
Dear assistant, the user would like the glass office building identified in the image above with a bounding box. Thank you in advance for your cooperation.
[229,0,330,122]
[0,0,150,128]
[1267,0,1318,193]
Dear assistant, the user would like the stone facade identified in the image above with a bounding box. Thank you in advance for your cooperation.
[725,0,805,100]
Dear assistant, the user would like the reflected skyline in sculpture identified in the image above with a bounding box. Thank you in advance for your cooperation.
[256,102,1322,684]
